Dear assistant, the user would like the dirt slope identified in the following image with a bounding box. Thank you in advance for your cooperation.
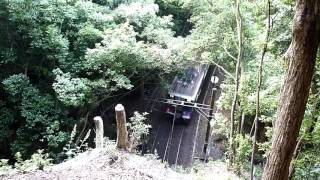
[1,147,240,180]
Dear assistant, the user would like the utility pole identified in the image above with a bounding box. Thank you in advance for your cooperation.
[204,72,219,162]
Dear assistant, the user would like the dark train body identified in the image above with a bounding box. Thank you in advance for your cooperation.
[166,64,208,124]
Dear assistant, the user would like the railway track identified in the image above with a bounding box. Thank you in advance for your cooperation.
[146,63,228,167]
[145,66,223,167]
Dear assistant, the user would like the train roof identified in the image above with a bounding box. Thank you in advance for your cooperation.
[168,64,208,102]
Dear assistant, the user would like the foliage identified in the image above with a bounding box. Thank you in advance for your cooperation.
[53,69,92,107]
[210,113,230,139]
[180,0,294,175]
[155,0,193,37]
[0,159,12,176]
[0,101,14,142]
[257,126,273,159]
[62,125,91,160]
[127,112,151,150]
[14,150,52,172]
[0,0,185,161]
[234,134,252,173]
[0,0,318,178]
[2,74,70,158]
[0,150,52,175]
[293,149,320,180]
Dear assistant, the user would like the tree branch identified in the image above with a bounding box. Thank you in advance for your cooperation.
[219,45,237,61]
[210,60,236,81]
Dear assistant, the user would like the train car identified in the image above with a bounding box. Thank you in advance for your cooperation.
[165,63,208,124]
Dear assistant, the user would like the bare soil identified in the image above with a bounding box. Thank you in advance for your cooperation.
[1,147,240,180]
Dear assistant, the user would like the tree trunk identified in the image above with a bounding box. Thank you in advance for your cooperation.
[237,110,243,136]
[240,112,245,135]
[288,81,320,179]
[262,1,320,179]
[229,0,243,167]
[250,1,271,179]
[115,104,128,150]
[93,116,104,148]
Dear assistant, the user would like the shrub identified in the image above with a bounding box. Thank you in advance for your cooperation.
[234,134,252,173]
[62,125,91,160]
[0,159,13,175]
[127,112,151,151]
[14,150,52,172]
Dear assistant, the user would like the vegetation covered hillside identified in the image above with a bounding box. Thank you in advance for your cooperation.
[0,0,187,160]
[0,0,320,179]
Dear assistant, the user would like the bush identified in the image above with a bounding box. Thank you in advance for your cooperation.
[0,150,52,175]
[2,74,72,159]
[62,125,91,160]
[14,150,52,172]
[293,149,320,179]
[127,112,151,151]
[234,134,252,173]
[0,159,12,175]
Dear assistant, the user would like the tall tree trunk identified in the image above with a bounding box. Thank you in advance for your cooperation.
[229,0,243,167]
[262,1,320,179]
[250,1,271,179]
[288,81,320,179]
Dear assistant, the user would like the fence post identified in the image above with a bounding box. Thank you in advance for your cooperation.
[115,104,128,150]
[94,116,104,148]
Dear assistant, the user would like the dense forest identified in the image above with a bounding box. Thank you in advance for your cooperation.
[0,0,319,179]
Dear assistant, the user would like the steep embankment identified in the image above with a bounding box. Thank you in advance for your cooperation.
[2,147,240,180]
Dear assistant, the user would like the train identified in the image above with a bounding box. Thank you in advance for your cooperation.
[165,63,209,124]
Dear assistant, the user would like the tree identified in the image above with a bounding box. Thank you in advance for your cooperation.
[262,1,320,179]
[288,82,320,179]
[183,0,286,172]
[0,0,185,160]
[291,56,320,179]
[229,0,243,166]
[250,0,271,179]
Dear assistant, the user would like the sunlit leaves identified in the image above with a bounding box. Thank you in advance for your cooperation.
[0,0,187,160]
[53,69,92,107]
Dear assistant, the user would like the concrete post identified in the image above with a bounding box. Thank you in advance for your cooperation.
[115,104,128,150]
[93,116,104,148]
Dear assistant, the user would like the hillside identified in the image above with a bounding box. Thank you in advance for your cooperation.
[1,0,319,179]
[1,147,240,180]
